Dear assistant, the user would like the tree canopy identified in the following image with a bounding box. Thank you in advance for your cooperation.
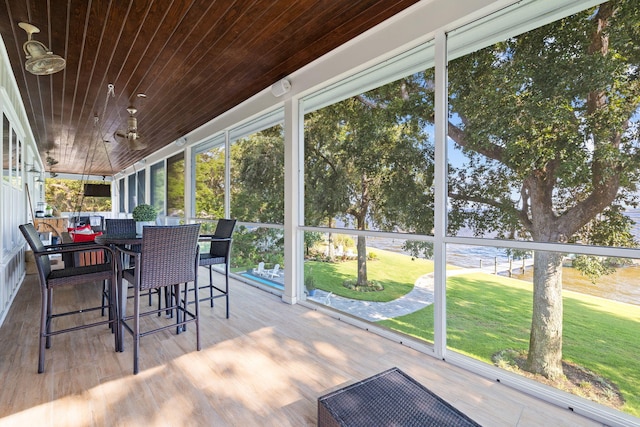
[230,125,285,224]
[194,146,225,220]
[46,178,111,214]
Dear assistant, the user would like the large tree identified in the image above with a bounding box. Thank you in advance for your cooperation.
[231,125,285,224]
[194,146,225,220]
[46,178,111,213]
[166,154,185,217]
[305,80,434,286]
[446,0,640,378]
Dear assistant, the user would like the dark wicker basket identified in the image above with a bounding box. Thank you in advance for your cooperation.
[318,367,481,427]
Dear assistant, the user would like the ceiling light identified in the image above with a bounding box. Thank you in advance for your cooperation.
[114,106,147,151]
[18,22,66,76]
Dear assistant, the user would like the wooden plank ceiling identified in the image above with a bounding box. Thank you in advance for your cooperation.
[0,0,418,176]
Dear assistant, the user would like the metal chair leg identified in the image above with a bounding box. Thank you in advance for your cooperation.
[45,287,53,349]
[208,266,214,307]
[225,264,230,319]
[38,287,48,373]
[101,281,107,316]
[133,289,140,375]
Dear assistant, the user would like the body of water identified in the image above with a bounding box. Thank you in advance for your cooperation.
[366,208,640,306]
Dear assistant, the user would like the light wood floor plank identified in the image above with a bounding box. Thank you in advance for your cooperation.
[0,272,605,426]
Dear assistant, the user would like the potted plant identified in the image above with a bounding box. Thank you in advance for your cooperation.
[132,203,158,235]
[305,274,317,297]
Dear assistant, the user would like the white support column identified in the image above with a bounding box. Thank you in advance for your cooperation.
[433,30,448,360]
[183,147,192,221]
[282,97,303,304]
[224,131,231,218]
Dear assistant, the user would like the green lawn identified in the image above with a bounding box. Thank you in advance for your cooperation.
[305,249,433,302]
[379,272,640,417]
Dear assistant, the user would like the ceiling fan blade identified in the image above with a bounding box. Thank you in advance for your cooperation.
[128,138,147,151]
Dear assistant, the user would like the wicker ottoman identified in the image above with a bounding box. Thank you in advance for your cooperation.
[318,367,481,427]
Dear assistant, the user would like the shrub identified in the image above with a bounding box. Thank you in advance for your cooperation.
[305,275,316,290]
[132,204,158,221]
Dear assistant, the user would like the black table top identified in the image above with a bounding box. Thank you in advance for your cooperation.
[95,233,141,246]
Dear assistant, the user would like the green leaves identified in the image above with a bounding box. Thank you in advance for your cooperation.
[230,126,285,224]
[447,1,640,243]
[132,204,157,221]
[304,78,435,234]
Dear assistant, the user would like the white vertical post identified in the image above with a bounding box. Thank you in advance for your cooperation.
[433,30,448,359]
[224,131,231,219]
[282,97,303,304]
[183,146,192,222]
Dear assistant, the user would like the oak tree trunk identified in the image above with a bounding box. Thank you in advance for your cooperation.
[526,250,564,379]
[356,234,368,285]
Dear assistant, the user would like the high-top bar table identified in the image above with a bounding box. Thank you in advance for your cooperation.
[95,233,142,352]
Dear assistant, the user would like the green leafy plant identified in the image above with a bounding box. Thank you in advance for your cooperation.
[132,204,158,221]
[304,274,316,291]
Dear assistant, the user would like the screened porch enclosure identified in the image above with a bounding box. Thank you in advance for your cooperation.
[124,1,636,423]
[1,0,639,425]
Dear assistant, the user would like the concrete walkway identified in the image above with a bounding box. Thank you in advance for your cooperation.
[260,264,510,322]
[308,273,436,322]
[306,268,492,322]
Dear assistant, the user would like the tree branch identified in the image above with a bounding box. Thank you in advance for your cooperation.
[355,94,381,109]
[448,191,503,210]
[448,121,505,163]
[558,2,623,235]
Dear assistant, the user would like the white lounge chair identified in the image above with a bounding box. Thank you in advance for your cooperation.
[255,262,266,276]
[265,263,280,278]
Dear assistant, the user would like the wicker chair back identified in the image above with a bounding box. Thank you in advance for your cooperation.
[20,223,52,278]
[139,224,201,291]
[105,218,136,234]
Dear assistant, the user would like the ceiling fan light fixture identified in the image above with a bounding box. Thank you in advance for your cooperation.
[127,115,137,131]
[19,22,66,75]
[128,139,147,151]
[115,106,147,150]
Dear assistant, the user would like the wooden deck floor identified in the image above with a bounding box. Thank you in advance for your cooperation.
[0,271,603,426]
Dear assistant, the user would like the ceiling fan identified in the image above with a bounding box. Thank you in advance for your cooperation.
[114,107,147,151]
[18,22,66,75]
